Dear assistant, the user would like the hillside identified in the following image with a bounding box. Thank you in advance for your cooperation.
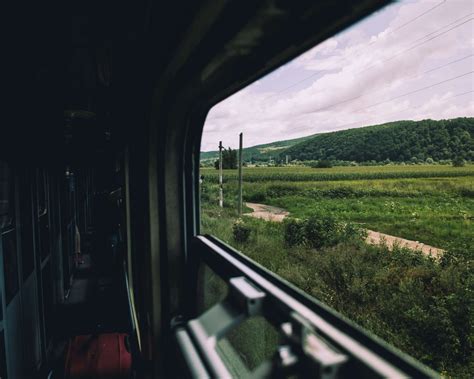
[283,118,473,162]
[201,118,473,164]
[201,134,316,162]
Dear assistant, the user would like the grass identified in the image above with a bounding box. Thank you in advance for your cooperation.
[201,167,474,250]
[199,164,474,377]
[201,164,474,183]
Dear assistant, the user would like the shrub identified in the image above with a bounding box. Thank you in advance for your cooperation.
[232,219,251,243]
[304,215,340,248]
[284,215,365,249]
[283,218,305,247]
[425,157,434,164]
[452,157,466,167]
[316,159,333,168]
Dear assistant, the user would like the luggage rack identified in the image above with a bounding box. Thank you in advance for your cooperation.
[174,236,439,378]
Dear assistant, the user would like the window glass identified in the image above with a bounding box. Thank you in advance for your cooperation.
[200,1,474,377]
[196,264,280,375]
[196,264,228,314]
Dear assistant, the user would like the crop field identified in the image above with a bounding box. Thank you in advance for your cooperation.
[200,164,474,377]
[201,164,474,249]
[201,164,474,183]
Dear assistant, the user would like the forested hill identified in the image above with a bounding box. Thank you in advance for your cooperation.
[283,118,473,162]
[201,134,316,162]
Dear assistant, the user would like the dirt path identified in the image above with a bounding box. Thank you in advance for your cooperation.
[245,202,289,222]
[244,202,444,258]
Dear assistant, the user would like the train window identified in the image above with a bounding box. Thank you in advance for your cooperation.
[196,264,228,313]
[199,1,473,377]
[217,316,279,374]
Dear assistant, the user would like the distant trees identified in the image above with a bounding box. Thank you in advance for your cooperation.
[214,147,237,169]
[310,159,332,168]
[282,118,474,163]
[452,157,466,167]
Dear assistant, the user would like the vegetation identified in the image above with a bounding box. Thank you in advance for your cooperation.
[281,117,474,162]
[200,164,474,377]
[202,164,474,184]
[201,134,315,163]
[232,219,251,243]
[201,117,473,165]
[283,216,366,248]
[214,147,238,169]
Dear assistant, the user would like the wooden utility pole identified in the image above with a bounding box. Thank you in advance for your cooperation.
[219,141,223,208]
[238,133,243,215]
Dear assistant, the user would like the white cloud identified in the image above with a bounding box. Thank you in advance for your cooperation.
[201,0,474,151]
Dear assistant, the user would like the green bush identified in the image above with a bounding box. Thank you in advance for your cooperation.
[283,215,365,249]
[232,219,251,243]
[283,218,305,247]
[304,216,340,248]
[315,159,333,168]
[453,157,466,167]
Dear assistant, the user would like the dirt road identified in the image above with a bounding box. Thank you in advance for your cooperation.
[244,202,444,258]
[244,202,289,222]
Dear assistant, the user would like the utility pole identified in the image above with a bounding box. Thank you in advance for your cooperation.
[286,155,289,165]
[219,141,223,208]
[238,133,243,216]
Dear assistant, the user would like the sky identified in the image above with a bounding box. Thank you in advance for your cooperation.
[201,0,474,152]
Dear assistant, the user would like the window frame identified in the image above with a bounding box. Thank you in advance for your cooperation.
[180,8,440,377]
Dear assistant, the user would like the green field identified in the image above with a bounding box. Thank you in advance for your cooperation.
[201,165,474,249]
[200,164,474,377]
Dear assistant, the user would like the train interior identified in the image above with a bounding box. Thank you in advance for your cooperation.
[0,1,441,378]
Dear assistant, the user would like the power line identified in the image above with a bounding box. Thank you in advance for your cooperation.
[276,15,473,105]
[291,71,473,132]
[409,12,473,45]
[263,1,450,100]
[388,0,447,35]
[292,90,473,135]
[352,71,473,113]
[359,16,473,73]
[301,54,473,115]
[424,54,473,74]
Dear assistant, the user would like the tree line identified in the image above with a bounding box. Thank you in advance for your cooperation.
[282,117,473,163]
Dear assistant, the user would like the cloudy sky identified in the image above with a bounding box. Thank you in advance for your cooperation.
[201,0,474,151]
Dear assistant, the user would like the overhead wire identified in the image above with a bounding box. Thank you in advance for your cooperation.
[262,0,449,100]
[298,54,474,115]
[261,17,473,116]
[291,90,474,135]
[290,72,473,133]
[351,71,474,113]
[359,16,473,74]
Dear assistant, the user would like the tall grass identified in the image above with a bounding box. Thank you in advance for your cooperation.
[199,165,474,377]
[200,208,473,377]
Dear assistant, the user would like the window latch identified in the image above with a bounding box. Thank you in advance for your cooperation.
[281,312,348,379]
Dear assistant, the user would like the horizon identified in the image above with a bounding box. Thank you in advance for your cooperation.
[201,0,474,152]
[201,115,471,153]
